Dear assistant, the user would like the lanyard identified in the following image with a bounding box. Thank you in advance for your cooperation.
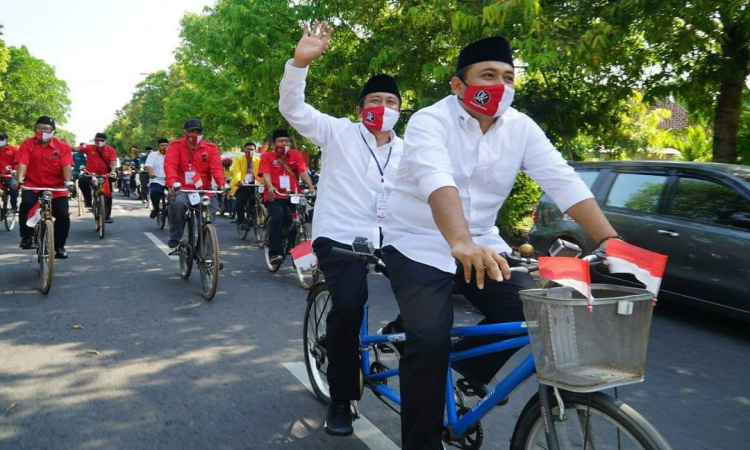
[359,130,392,184]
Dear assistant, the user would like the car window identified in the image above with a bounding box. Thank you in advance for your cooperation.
[605,173,667,213]
[577,170,599,189]
[669,177,750,226]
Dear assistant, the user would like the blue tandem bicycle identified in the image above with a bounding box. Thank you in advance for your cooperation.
[302,240,671,449]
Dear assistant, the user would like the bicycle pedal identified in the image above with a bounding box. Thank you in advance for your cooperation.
[376,343,396,354]
[455,378,481,397]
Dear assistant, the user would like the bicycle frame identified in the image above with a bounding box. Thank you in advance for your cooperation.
[357,305,535,438]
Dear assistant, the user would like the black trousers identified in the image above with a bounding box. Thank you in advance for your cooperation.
[78,176,112,219]
[235,186,256,224]
[149,183,165,215]
[266,199,295,258]
[19,190,70,251]
[381,246,535,450]
[313,237,370,401]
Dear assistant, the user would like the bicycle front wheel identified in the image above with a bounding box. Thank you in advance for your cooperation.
[77,185,84,217]
[199,224,220,301]
[39,219,55,294]
[303,282,333,404]
[157,197,167,230]
[179,217,194,280]
[511,390,672,450]
[263,217,281,273]
[98,194,106,239]
[3,198,16,231]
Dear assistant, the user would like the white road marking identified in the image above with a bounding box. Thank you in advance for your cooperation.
[144,232,179,260]
[282,362,400,450]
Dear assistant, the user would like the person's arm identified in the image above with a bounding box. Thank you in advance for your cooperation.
[164,143,180,194]
[519,120,617,247]
[279,21,346,149]
[230,158,242,188]
[63,165,73,182]
[12,163,27,189]
[263,173,277,199]
[210,148,226,188]
[294,152,315,194]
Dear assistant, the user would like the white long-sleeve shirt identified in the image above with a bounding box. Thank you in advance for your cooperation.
[383,95,593,274]
[279,60,403,248]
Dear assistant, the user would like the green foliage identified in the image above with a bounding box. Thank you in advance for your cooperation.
[671,123,713,162]
[496,173,542,237]
[0,45,71,144]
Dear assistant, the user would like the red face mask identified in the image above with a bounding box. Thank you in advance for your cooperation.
[460,83,515,118]
[35,131,44,141]
[274,144,290,157]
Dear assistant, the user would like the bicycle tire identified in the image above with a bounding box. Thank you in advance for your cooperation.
[77,185,84,217]
[157,197,167,230]
[98,194,106,239]
[303,282,333,404]
[254,204,267,243]
[179,216,194,280]
[39,219,54,295]
[237,219,250,240]
[510,390,672,450]
[3,196,16,231]
[199,224,220,301]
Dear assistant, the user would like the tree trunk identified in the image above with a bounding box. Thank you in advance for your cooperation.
[712,25,749,164]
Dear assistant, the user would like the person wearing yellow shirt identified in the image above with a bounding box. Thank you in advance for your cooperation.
[230,142,261,229]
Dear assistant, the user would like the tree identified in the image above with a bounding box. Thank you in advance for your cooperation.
[0,45,71,144]
[457,0,749,163]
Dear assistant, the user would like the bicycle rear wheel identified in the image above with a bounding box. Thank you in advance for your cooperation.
[253,203,267,243]
[157,196,167,230]
[237,218,250,240]
[98,194,106,239]
[511,390,672,450]
[38,219,54,294]
[199,224,220,300]
[179,216,194,280]
[76,185,84,216]
[3,197,16,231]
[303,282,333,404]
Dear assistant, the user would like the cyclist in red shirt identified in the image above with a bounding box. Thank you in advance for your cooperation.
[12,116,74,258]
[164,118,227,249]
[259,129,316,265]
[0,131,20,212]
[78,132,117,223]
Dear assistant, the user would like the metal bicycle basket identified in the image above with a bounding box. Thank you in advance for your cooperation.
[520,284,654,393]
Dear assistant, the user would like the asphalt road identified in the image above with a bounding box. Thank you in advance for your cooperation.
[0,195,748,449]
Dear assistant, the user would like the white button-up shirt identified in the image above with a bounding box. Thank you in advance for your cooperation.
[279,60,403,248]
[144,152,166,186]
[383,95,593,274]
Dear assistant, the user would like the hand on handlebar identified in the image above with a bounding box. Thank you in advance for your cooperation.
[11,181,20,191]
[451,241,511,290]
[267,186,279,200]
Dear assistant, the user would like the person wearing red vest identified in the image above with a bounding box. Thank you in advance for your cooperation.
[78,132,117,223]
[258,129,316,265]
[164,118,227,249]
[0,131,20,212]
[12,116,74,259]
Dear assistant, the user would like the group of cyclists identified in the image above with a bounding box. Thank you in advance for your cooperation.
[3,24,630,450]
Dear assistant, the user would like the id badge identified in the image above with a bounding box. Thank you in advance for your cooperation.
[185,171,195,185]
[279,175,291,190]
[188,192,200,205]
[291,194,300,205]
[258,186,265,193]
[376,193,389,222]
[245,174,254,184]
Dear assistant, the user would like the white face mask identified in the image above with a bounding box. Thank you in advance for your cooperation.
[43,130,55,141]
[97,140,106,148]
[0,140,6,147]
[196,134,203,144]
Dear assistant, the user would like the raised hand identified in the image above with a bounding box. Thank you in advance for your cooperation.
[292,20,334,68]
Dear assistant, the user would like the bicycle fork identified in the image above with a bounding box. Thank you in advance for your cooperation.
[538,384,563,450]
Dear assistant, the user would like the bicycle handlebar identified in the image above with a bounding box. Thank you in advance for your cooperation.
[21,187,69,192]
[178,189,225,194]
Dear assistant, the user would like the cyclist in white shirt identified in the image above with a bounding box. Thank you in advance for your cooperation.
[382,37,621,449]
[279,21,404,437]
[145,138,168,219]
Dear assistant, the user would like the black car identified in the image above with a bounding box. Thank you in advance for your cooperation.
[529,161,750,320]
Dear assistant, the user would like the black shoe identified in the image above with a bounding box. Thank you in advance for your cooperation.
[11,206,18,213]
[324,401,353,436]
[150,210,157,219]
[270,255,283,266]
[54,248,68,259]
[451,361,508,405]
[105,218,113,224]
[376,320,405,356]
[19,238,33,250]
[168,239,180,249]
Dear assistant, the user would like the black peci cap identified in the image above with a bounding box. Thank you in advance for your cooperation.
[36,116,56,130]
[95,132,107,140]
[456,36,514,71]
[157,138,169,144]
[358,74,401,103]
[272,129,289,141]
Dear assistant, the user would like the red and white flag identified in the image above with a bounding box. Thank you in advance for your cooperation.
[102,177,111,197]
[26,203,42,227]
[191,172,203,189]
[606,239,667,298]
[290,240,317,270]
[539,256,593,304]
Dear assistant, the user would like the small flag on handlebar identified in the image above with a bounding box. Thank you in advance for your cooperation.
[606,240,667,300]
[291,240,316,270]
[26,203,42,227]
[539,257,593,308]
